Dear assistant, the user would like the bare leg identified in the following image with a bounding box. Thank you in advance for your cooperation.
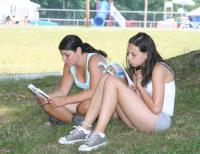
[95,76,158,133]
[76,99,91,115]
[116,105,134,128]
[41,103,77,123]
[81,74,110,130]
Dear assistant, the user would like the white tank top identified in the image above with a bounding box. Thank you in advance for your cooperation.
[145,62,176,116]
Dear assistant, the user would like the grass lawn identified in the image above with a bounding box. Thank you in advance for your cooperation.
[0,26,200,74]
[0,26,200,153]
[0,48,200,153]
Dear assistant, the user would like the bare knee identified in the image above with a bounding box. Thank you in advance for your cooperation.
[76,102,89,115]
[99,74,110,84]
[105,76,121,88]
[43,104,73,123]
[102,73,110,79]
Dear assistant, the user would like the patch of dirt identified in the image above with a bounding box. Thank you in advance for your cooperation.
[0,147,11,153]
[0,116,8,125]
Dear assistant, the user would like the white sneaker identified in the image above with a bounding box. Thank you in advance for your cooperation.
[79,131,107,151]
[58,126,90,144]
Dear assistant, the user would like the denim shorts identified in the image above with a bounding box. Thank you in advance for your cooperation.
[156,112,171,132]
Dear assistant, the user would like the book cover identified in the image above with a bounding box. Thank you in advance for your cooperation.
[28,84,50,99]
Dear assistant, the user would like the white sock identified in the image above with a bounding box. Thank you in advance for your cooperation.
[97,132,105,138]
[79,126,91,134]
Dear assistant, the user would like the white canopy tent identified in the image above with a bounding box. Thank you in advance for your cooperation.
[0,0,40,23]
[172,0,195,11]
[187,7,200,16]
[172,0,195,6]
[187,7,200,23]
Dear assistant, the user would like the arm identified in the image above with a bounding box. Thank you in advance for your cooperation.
[37,64,74,106]
[49,55,106,107]
[136,64,166,114]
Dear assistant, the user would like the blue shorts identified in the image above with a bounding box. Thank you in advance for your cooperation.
[156,112,171,132]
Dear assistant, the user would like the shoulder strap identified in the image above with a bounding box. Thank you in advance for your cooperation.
[86,53,96,69]
[69,66,76,79]
[85,53,96,85]
[157,62,174,76]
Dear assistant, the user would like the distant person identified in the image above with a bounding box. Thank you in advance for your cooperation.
[36,34,107,126]
[4,15,11,24]
[23,16,29,25]
[60,32,176,152]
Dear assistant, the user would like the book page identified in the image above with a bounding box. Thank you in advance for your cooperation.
[108,62,133,86]
[98,62,114,75]
[98,61,133,86]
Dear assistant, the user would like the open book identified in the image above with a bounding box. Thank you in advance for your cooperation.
[28,84,50,99]
[98,61,133,86]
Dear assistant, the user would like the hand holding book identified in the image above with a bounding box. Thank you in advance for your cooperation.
[28,84,50,105]
[28,84,50,98]
[98,61,133,86]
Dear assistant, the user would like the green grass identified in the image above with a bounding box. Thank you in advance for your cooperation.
[0,49,200,153]
[0,26,200,74]
[0,26,200,153]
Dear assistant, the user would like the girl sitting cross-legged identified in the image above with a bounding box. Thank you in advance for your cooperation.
[58,32,176,152]
[36,34,107,125]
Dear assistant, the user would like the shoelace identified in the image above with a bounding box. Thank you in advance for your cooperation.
[64,126,80,138]
[69,126,79,134]
[70,126,83,138]
[85,133,91,140]
[85,133,99,146]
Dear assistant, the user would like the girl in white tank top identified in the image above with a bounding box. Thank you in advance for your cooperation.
[59,32,176,152]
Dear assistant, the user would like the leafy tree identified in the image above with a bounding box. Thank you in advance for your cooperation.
[31,0,200,23]
[32,0,199,11]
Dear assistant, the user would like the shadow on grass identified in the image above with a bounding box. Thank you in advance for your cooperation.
[0,50,200,153]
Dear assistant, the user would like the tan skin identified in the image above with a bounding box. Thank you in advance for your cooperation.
[80,43,174,133]
[36,47,106,123]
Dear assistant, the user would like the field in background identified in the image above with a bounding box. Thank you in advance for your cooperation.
[0,26,200,74]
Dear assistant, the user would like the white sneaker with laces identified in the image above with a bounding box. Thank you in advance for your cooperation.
[58,126,91,144]
[79,131,107,151]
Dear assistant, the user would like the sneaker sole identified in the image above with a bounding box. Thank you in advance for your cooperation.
[59,138,85,145]
[78,142,107,151]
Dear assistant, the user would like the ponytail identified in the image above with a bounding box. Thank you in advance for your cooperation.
[83,43,107,58]
[58,34,107,58]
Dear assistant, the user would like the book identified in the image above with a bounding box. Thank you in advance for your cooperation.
[28,84,50,99]
[98,61,133,86]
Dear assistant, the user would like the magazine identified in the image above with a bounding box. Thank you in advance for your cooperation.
[98,61,133,86]
[28,84,50,99]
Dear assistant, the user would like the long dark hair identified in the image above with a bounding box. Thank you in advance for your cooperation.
[58,35,107,57]
[127,32,165,87]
